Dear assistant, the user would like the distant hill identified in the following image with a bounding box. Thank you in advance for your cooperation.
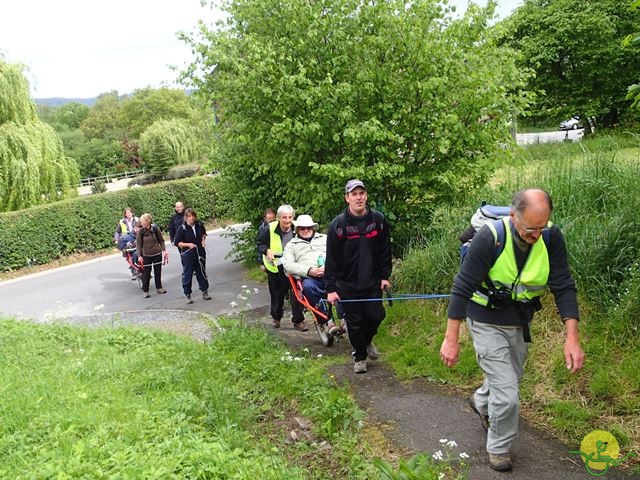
[35,97,97,107]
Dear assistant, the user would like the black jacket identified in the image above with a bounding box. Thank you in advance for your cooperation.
[325,207,392,294]
[167,211,185,243]
[174,221,207,258]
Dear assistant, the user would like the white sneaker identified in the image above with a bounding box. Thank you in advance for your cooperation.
[366,343,380,360]
[353,360,367,374]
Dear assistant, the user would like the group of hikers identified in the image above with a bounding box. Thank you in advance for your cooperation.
[257,181,585,473]
[115,181,585,473]
[113,201,211,303]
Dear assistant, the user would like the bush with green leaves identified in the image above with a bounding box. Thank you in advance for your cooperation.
[139,119,201,176]
[181,0,531,250]
[0,176,224,271]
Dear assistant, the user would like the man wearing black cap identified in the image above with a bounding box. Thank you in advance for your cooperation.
[325,179,392,373]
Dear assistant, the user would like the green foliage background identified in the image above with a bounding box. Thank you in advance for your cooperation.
[0,176,224,272]
[182,0,532,248]
[0,60,80,212]
[139,119,202,175]
[500,0,640,126]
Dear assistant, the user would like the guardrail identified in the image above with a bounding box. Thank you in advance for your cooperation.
[78,169,145,187]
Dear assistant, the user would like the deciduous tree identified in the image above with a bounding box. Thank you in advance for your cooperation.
[0,60,79,212]
[181,0,530,246]
[500,0,640,125]
[139,119,201,175]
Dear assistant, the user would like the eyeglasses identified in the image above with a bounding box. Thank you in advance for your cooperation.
[517,216,548,235]
[297,226,313,231]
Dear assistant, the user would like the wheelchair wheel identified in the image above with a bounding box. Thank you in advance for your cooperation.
[315,322,334,347]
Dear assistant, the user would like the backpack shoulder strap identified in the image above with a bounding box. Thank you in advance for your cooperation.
[487,218,507,265]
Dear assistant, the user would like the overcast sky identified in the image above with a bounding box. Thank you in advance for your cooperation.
[0,0,522,99]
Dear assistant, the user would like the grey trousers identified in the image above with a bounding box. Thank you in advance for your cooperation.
[467,318,529,454]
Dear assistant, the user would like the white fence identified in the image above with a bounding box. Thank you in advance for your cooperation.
[78,169,145,187]
[516,129,585,146]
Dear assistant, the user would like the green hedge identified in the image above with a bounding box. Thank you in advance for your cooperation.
[0,176,224,272]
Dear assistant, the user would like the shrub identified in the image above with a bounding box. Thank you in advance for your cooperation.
[0,176,223,271]
[91,180,107,194]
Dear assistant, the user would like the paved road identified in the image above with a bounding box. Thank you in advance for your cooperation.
[0,225,270,322]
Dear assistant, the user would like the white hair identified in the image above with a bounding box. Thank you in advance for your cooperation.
[277,204,295,218]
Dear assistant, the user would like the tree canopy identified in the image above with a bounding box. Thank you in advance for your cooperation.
[139,119,201,175]
[181,0,530,246]
[500,0,640,125]
[0,60,79,212]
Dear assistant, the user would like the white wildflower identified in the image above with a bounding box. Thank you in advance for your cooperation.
[438,474,445,480]
[432,450,443,461]
[93,304,104,311]
[241,285,247,288]
[459,452,469,459]
[439,439,448,444]
[245,303,252,309]
[447,440,457,448]
[316,354,323,358]
[294,357,303,361]
[230,301,238,308]
[303,347,309,352]
[238,295,248,301]
[253,288,259,294]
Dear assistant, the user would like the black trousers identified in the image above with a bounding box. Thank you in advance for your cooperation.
[141,253,163,293]
[267,267,304,323]
[339,286,385,361]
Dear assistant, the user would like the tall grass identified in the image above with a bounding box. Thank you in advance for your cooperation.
[0,319,373,479]
[389,135,640,465]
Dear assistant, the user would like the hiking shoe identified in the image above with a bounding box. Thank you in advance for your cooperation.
[353,360,367,374]
[469,394,490,432]
[186,295,193,304]
[293,321,308,332]
[156,288,167,294]
[326,320,340,336]
[366,343,380,360]
[488,453,512,471]
[272,319,281,329]
[202,291,212,300]
[143,291,150,298]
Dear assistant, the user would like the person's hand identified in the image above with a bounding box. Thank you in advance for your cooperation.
[381,279,390,290]
[308,266,324,278]
[190,243,197,249]
[266,249,275,263]
[440,337,460,368]
[440,319,462,368]
[327,292,340,305]
[564,338,585,373]
[163,251,169,265]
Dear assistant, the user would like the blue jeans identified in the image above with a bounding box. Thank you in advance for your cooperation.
[180,250,209,295]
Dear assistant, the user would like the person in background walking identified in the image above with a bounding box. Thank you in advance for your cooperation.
[439,188,584,472]
[114,207,138,247]
[257,204,307,331]
[325,179,392,374]
[174,208,211,304]
[257,208,276,271]
[136,213,168,298]
[167,201,185,246]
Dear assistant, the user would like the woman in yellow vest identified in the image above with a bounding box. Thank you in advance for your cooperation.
[257,204,306,330]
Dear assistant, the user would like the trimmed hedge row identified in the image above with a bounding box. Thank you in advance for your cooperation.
[0,176,225,272]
